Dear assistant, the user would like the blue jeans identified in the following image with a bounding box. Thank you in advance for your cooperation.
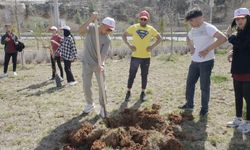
[185,59,214,112]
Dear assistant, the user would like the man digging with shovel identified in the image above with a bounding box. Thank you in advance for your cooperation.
[79,12,115,118]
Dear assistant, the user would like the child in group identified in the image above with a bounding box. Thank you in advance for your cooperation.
[48,26,63,80]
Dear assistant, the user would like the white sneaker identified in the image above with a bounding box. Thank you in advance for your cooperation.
[227,117,244,128]
[99,106,107,118]
[83,104,95,114]
[237,121,250,133]
[13,72,17,76]
[0,73,8,78]
[69,81,77,86]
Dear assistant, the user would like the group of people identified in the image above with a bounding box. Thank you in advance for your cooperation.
[1,7,250,133]
[48,25,78,86]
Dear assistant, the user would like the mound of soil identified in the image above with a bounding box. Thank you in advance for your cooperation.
[107,104,166,132]
[61,104,192,150]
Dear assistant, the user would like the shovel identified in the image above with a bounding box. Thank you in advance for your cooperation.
[94,19,108,119]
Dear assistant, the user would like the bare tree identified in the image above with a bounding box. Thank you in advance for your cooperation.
[157,0,177,56]
[14,0,24,67]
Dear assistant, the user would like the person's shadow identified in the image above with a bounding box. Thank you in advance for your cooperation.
[17,80,53,92]
[119,99,143,112]
[17,80,66,97]
[180,110,208,150]
[228,128,250,149]
[35,113,100,150]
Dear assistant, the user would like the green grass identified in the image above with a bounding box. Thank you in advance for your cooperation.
[211,75,229,84]
[156,53,179,62]
[215,49,228,55]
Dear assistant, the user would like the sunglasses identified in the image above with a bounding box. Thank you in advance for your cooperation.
[140,18,148,21]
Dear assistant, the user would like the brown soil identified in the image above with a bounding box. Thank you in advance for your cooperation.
[168,114,183,124]
[107,104,166,132]
[90,140,106,150]
[66,122,94,146]
[62,104,186,150]
[63,144,76,150]
[159,138,184,150]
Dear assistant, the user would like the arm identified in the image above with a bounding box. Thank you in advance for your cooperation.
[70,39,77,60]
[79,12,98,35]
[1,34,7,45]
[186,36,195,54]
[14,35,18,43]
[122,31,136,51]
[51,40,60,46]
[147,34,162,52]
[228,34,250,51]
[199,31,227,58]
[207,32,227,51]
[227,50,233,62]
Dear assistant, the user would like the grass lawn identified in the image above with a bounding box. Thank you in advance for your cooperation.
[0,53,250,149]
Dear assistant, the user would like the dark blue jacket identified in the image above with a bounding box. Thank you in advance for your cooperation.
[228,30,250,74]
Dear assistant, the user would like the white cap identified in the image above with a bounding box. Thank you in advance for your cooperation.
[234,8,250,18]
[60,25,71,31]
[49,26,58,31]
[102,17,116,31]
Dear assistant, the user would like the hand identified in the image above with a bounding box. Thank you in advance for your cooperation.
[98,65,104,72]
[147,46,153,52]
[129,44,136,51]
[91,12,98,22]
[199,49,209,58]
[227,50,233,62]
[190,48,195,55]
[51,40,60,45]
[186,46,195,55]
[226,26,233,37]
[5,37,10,42]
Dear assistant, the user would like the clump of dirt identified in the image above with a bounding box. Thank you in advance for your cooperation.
[168,114,183,124]
[63,144,76,150]
[100,126,149,149]
[91,140,106,150]
[66,122,94,146]
[168,111,194,125]
[159,138,184,150]
[61,104,188,150]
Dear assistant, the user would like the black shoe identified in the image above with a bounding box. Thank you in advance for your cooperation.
[199,109,208,117]
[140,92,147,101]
[125,91,131,101]
[178,103,193,110]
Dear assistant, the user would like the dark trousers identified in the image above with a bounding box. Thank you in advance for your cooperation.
[51,55,63,78]
[233,80,250,120]
[185,59,214,112]
[4,52,17,73]
[127,57,150,90]
[63,59,75,83]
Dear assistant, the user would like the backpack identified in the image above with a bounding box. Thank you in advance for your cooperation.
[15,41,25,52]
